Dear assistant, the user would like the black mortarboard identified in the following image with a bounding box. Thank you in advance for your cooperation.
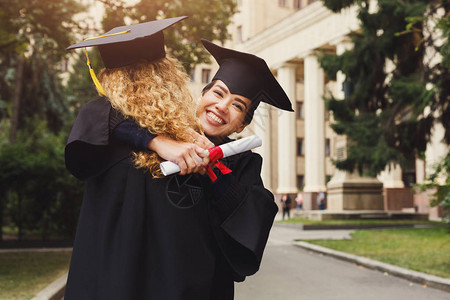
[201,39,293,112]
[67,16,187,68]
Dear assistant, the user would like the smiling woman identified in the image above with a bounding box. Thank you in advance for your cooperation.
[106,40,295,299]
[145,39,294,171]
[197,80,252,141]
[106,40,292,300]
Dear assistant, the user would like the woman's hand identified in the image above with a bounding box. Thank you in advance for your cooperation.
[148,135,211,175]
[189,129,215,150]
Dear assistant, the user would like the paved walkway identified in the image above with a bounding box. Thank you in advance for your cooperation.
[270,215,450,292]
[235,218,450,299]
[236,233,450,299]
[270,224,355,243]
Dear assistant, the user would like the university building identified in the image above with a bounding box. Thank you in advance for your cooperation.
[190,0,448,219]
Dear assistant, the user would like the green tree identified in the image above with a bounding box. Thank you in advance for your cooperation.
[414,11,450,223]
[0,121,84,240]
[415,155,450,224]
[0,0,86,240]
[318,0,449,176]
[0,0,85,139]
[319,0,449,221]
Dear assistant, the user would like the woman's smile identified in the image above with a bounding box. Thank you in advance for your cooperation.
[206,111,225,125]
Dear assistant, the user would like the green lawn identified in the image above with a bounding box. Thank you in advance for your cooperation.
[0,251,72,300]
[306,227,450,279]
[280,217,436,226]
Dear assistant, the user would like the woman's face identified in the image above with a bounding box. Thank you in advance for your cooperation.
[197,80,252,138]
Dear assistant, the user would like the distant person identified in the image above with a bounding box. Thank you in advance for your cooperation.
[281,193,292,220]
[295,194,303,211]
[317,191,326,210]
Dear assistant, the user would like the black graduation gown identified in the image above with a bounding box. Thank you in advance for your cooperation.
[64,97,277,300]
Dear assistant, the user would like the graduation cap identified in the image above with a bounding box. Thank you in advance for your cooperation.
[201,39,293,112]
[67,16,187,95]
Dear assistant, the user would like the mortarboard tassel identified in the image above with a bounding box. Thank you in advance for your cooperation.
[84,48,106,96]
[82,30,131,96]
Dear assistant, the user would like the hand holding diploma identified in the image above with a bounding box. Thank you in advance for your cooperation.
[160,135,262,181]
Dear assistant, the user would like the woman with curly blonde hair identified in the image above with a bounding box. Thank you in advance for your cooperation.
[98,56,208,177]
[64,18,218,300]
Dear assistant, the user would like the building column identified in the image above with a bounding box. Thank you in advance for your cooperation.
[252,102,272,190]
[276,63,297,194]
[303,55,326,194]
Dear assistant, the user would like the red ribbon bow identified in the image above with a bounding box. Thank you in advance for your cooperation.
[206,146,232,182]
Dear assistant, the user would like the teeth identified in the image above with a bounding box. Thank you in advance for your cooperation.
[207,112,224,124]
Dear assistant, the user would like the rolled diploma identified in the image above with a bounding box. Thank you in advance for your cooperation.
[160,135,262,176]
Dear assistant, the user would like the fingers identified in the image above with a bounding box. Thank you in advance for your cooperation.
[149,134,212,176]
[195,146,210,165]
[176,159,188,175]
[190,130,215,149]
[177,144,207,175]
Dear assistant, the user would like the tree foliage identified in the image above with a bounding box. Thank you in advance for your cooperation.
[0,0,85,134]
[0,0,86,240]
[319,0,449,177]
[415,155,450,224]
[0,120,84,240]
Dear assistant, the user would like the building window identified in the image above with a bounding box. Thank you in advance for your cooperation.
[297,175,304,190]
[325,138,330,156]
[278,0,288,7]
[201,68,211,84]
[293,0,302,9]
[336,146,345,161]
[296,102,304,119]
[297,138,304,156]
[402,159,416,187]
[236,25,243,43]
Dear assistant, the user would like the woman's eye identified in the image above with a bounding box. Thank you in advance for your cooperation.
[233,103,244,112]
[214,90,223,97]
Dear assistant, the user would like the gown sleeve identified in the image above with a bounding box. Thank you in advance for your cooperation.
[112,121,157,151]
[65,97,131,181]
[209,152,278,280]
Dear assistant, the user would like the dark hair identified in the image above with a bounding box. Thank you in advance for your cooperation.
[201,80,259,126]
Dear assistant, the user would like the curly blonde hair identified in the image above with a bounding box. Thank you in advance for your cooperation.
[98,56,202,177]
